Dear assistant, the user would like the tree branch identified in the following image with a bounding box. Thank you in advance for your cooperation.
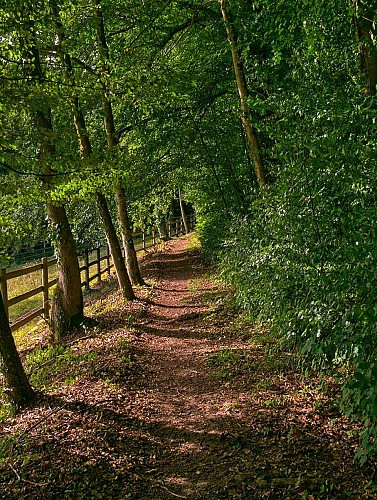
[0,160,75,178]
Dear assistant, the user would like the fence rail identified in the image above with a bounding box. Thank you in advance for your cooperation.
[0,216,195,333]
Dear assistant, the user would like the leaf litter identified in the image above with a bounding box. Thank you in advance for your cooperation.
[0,236,376,499]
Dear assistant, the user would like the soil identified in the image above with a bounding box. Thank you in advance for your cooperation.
[0,235,376,499]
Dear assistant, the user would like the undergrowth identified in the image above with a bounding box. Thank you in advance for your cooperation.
[25,346,99,391]
[208,349,254,380]
[199,202,377,462]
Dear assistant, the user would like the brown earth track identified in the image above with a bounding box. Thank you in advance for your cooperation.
[0,236,376,499]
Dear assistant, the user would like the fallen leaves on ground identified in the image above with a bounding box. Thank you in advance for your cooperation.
[0,236,376,499]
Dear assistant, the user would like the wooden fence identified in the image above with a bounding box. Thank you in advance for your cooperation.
[0,216,195,333]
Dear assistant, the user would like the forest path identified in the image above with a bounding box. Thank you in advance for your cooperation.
[0,235,375,499]
[99,236,374,499]
[128,236,259,498]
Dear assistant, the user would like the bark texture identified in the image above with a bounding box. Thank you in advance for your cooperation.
[178,188,189,234]
[96,192,135,300]
[157,216,169,241]
[219,0,266,186]
[25,34,84,339]
[0,294,34,407]
[47,202,84,340]
[116,184,145,286]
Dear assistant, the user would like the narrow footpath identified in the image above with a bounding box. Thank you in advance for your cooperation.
[0,236,376,499]
[128,237,262,498]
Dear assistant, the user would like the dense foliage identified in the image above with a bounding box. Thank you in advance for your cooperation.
[193,0,377,461]
[1,0,376,458]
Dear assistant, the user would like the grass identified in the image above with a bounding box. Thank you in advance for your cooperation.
[6,248,113,328]
[6,240,158,330]
[205,301,299,382]
[25,345,99,391]
[7,262,57,323]
[208,348,254,380]
[186,232,201,251]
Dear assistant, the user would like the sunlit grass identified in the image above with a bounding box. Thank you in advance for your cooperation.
[25,345,99,391]
[187,232,201,251]
[6,237,159,331]
[6,249,111,328]
[7,262,58,323]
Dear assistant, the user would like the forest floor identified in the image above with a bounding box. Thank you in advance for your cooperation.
[0,234,376,499]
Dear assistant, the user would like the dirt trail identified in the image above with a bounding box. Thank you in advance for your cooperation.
[0,236,376,499]
[130,238,258,498]
[107,237,375,499]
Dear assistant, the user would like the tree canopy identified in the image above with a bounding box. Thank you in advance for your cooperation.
[1,0,377,460]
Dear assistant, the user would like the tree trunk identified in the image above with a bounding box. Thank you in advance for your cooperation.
[219,0,266,186]
[100,91,144,288]
[156,215,169,241]
[24,36,84,340]
[354,0,377,95]
[100,95,142,289]
[0,293,34,407]
[53,6,135,299]
[47,202,84,341]
[115,184,145,286]
[178,188,189,234]
[96,192,135,300]
[94,3,144,288]
[36,107,84,340]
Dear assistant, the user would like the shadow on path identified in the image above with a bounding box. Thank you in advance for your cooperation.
[0,236,375,500]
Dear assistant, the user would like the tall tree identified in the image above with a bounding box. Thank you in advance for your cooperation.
[52,0,135,299]
[9,2,85,338]
[219,0,266,186]
[93,0,145,286]
[178,188,189,234]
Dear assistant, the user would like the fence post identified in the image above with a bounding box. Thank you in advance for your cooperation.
[42,257,49,320]
[152,227,156,246]
[0,268,9,319]
[142,230,146,251]
[168,222,172,238]
[97,247,102,284]
[106,244,111,275]
[84,250,90,290]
